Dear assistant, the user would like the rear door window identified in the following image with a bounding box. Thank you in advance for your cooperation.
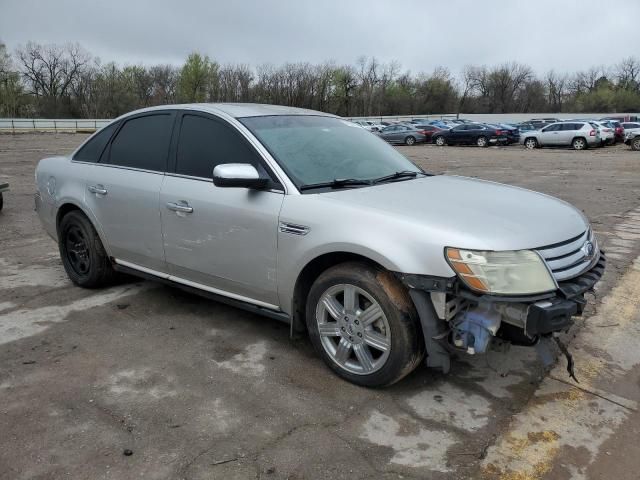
[74,122,119,163]
[106,113,174,172]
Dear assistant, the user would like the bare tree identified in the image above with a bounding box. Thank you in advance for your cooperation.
[16,42,90,115]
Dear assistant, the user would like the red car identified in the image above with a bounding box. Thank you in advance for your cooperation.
[413,124,445,143]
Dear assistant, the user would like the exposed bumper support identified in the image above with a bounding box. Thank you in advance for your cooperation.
[408,289,451,373]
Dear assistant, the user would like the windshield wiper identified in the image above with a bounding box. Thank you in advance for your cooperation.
[299,178,372,191]
[371,170,426,184]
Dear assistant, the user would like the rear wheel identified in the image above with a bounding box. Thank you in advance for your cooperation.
[476,136,488,147]
[524,137,538,149]
[572,137,587,150]
[306,262,424,387]
[59,210,116,288]
[632,137,640,151]
[404,136,416,146]
[434,135,446,146]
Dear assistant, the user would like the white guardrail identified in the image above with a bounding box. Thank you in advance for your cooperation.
[1,112,638,133]
[0,118,111,133]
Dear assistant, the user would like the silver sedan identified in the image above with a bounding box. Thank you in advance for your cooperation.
[376,124,426,145]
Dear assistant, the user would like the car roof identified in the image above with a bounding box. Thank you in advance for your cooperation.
[113,103,337,120]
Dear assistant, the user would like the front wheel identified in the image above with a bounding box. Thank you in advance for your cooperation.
[572,137,587,150]
[404,136,416,146]
[632,137,640,151]
[306,262,424,387]
[524,138,538,149]
[476,136,488,147]
[434,135,446,146]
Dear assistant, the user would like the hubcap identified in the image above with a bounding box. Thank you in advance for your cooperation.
[633,139,640,149]
[478,137,487,146]
[65,225,91,275]
[574,139,585,149]
[436,137,444,146]
[407,137,415,145]
[315,284,391,375]
[526,139,535,149]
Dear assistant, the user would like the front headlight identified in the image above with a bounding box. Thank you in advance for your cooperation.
[445,248,556,295]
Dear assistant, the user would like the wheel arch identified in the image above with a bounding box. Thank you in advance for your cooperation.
[290,251,394,339]
[55,201,113,257]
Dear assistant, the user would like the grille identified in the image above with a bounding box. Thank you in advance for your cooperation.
[536,229,599,282]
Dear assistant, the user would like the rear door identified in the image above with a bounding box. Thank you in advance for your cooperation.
[160,112,284,306]
[83,111,175,272]
[449,125,467,144]
[558,123,578,145]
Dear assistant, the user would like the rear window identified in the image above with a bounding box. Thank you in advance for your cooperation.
[74,122,118,163]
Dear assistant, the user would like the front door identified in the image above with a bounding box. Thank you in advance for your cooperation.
[160,112,284,307]
[84,111,175,272]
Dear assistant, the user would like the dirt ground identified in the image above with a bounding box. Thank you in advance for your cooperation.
[0,134,639,480]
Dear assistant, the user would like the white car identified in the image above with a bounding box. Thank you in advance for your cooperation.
[592,121,615,145]
[352,120,384,132]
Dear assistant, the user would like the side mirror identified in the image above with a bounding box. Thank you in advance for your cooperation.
[212,163,269,189]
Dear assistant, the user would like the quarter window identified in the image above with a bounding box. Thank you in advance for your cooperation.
[107,114,173,172]
[74,122,118,163]
[176,114,267,179]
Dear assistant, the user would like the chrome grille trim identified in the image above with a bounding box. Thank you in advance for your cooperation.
[536,229,598,282]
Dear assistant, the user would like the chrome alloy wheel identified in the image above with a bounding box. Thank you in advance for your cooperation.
[315,284,391,375]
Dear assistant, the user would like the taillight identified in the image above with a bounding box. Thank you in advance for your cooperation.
[590,130,596,136]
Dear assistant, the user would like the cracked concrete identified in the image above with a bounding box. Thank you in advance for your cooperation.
[1,134,639,479]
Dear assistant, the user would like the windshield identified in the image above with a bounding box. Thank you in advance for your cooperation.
[240,115,421,188]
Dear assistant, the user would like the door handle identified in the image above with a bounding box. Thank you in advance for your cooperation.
[166,201,193,214]
[88,184,108,195]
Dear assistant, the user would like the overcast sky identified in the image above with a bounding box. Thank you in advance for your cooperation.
[1,0,638,75]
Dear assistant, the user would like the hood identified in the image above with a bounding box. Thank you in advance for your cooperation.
[321,175,588,251]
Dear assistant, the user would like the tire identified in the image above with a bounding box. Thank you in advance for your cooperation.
[434,135,446,146]
[305,262,424,387]
[476,136,488,147]
[58,210,116,288]
[524,137,538,149]
[632,137,640,151]
[572,137,587,150]
[404,136,416,146]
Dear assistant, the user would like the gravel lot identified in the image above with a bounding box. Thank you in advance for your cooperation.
[1,134,639,479]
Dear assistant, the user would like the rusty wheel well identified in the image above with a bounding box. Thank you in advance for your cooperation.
[290,252,388,338]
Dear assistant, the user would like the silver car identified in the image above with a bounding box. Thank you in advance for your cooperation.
[521,121,601,150]
[376,124,426,145]
[35,104,604,387]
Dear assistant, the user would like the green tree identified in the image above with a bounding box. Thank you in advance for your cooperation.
[177,53,217,102]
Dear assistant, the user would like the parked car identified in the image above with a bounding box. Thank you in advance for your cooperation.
[35,104,605,387]
[412,124,445,142]
[601,115,639,123]
[592,121,615,145]
[352,120,384,132]
[624,126,640,150]
[605,120,625,143]
[0,182,8,211]
[376,124,426,145]
[521,121,600,150]
[621,122,640,131]
[433,123,508,147]
[516,122,538,133]
[528,118,559,130]
[487,123,520,144]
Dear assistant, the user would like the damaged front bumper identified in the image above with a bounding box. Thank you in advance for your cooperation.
[397,252,606,373]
